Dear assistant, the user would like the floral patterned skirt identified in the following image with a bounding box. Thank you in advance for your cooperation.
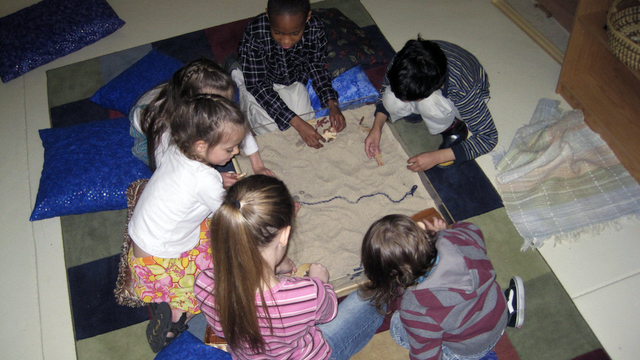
[128,219,212,313]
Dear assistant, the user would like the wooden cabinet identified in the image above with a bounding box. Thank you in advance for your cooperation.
[557,0,640,183]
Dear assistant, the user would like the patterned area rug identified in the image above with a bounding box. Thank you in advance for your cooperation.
[41,1,605,359]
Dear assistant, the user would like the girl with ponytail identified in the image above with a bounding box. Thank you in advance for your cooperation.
[195,175,383,360]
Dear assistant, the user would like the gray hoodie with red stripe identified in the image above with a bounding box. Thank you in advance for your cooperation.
[399,222,508,360]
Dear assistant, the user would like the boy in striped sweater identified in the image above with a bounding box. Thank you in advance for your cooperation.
[360,215,524,360]
[364,37,497,170]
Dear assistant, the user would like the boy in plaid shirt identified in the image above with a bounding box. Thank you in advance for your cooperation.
[229,0,345,149]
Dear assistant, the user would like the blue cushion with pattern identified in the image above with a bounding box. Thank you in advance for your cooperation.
[30,117,152,221]
[90,49,183,115]
[0,0,125,83]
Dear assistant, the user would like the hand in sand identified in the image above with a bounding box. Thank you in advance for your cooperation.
[308,263,330,284]
[291,116,325,149]
[328,100,346,132]
[364,126,382,159]
[254,166,276,177]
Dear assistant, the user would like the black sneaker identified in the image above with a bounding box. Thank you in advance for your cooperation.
[438,118,468,150]
[504,276,525,329]
[222,53,241,75]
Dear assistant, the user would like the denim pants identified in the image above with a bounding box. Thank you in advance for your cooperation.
[317,291,384,360]
[390,311,499,360]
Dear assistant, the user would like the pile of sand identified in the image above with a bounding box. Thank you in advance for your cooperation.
[236,104,435,283]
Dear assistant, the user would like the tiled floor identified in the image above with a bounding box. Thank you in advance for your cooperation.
[1,0,638,359]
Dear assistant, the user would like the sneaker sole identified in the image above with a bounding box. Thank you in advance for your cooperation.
[512,276,525,329]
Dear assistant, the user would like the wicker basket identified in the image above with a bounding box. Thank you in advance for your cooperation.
[607,0,640,71]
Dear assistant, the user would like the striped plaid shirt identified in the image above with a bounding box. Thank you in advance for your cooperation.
[194,269,338,359]
[376,41,498,164]
[237,13,338,130]
[400,222,507,360]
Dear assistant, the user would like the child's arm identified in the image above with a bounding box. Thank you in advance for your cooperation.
[327,100,346,132]
[241,132,275,176]
[450,98,497,165]
[364,112,388,159]
[306,16,344,133]
[247,152,275,177]
[290,116,326,149]
[308,263,330,284]
[406,148,455,172]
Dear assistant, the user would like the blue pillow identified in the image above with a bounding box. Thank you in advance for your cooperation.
[90,50,184,115]
[0,0,125,83]
[155,331,232,360]
[30,117,152,221]
[307,65,379,116]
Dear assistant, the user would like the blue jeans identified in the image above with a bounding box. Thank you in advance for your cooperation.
[317,291,384,360]
[390,311,500,360]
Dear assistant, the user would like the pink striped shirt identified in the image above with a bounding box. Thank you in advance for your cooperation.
[194,269,338,359]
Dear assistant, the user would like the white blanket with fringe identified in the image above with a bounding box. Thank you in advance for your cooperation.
[494,99,640,249]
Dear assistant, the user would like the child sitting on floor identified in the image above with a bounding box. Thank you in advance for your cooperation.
[128,94,249,353]
[228,0,346,148]
[129,58,274,176]
[360,215,524,360]
[364,36,498,170]
[194,175,383,359]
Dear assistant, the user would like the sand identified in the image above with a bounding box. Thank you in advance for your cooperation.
[236,104,435,283]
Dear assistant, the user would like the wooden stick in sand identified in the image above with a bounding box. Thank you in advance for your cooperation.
[231,157,247,179]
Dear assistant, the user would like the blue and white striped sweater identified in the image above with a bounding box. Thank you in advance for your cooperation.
[376,40,498,164]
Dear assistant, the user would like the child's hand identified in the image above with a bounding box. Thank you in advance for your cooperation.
[364,128,382,159]
[407,149,455,172]
[365,112,387,159]
[308,263,330,283]
[221,172,242,188]
[422,217,448,232]
[275,257,297,276]
[291,117,325,149]
[254,166,276,178]
[327,100,346,132]
[247,152,276,178]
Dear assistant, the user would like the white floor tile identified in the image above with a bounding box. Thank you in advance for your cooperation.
[538,218,640,298]
[573,273,640,360]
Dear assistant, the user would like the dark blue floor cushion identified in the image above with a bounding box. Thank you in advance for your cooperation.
[424,160,503,221]
[0,0,125,83]
[49,99,113,128]
[152,29,214,64]
[67,254,150,340]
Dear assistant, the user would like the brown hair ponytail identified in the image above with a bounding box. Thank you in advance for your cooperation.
[210,175,294,353]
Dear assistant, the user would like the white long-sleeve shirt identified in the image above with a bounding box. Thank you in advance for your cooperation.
[128,144,224,258]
